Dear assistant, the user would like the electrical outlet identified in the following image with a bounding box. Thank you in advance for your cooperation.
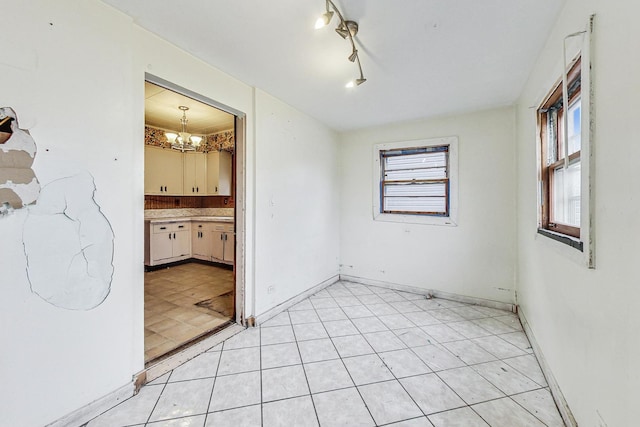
[267,286,275,294]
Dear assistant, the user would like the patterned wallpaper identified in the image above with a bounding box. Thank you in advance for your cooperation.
[145,125,235,153]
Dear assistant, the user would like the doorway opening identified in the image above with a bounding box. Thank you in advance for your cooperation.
[142,76,245,365]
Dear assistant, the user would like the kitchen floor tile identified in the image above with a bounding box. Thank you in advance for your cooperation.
[262,396,319,427]
[208,371,261,412]
[331,334,375,358]
[342,354,394,385]
[428,407,489,427]
[262,365,310,402]
[297,338,340,363]
[378,348,432,378]
[312,387,375,427]
[261,342,302,369]
[205,405,261,427]
[358,380,423,425]
[472,397,546,427]
[400,373,466,415]
[437,366,505,404]
[304,359,354,393]
[149,378,214,422]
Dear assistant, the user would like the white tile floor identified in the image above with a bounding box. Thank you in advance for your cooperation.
[87,281,565,427]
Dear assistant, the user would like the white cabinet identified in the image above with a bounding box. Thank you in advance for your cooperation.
[183,152,207,195]
[211,222,234,264]
[207,151,232,196]
[145,146,183,195]
[192,222,213,261]
[145,219,233,267]
[145,146,231,197]
[148,222,191,266]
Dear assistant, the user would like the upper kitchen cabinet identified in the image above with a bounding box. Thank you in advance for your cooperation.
[144,145,232,196]
[207,150,232,196]
[145,145,183,195]
[183,152,207,195]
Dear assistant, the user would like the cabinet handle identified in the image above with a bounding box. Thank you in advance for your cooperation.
[192,187,195,193]
[173,233,176,239]
[160,226,166,230]
[196,187,199,193]
[178,225,184,228]
[169,233,172,240]
[198,225,202,228]
[164,186,167,192]
[215,186,218,193]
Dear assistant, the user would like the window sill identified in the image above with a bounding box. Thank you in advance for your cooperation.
[374,212,457,226]
[537,228,583,251]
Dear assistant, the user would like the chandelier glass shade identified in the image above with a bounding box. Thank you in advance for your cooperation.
[165,106,202,151]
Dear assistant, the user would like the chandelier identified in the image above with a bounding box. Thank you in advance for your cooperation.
[165,106,202,152]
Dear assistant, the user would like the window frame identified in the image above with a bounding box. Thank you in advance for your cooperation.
[538,58,582,239]
[373,136,458,226]
[535,15,596,269]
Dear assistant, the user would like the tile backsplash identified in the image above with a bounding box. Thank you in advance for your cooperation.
[144,208,234,218]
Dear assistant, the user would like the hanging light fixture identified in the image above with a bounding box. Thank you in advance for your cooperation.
[315,0,367,88]
[165,106,202,152]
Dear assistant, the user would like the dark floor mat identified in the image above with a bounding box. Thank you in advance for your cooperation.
[195,291,234,317]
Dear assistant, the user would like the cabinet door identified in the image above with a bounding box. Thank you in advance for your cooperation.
[192,223,212,259]
[151,232,173,263]
[206,151,220,195]
[211,230,225,261]
[217,151,232,196]
[183,153,207,195]
[145,146,183,195]
[172,223,191,258]
[223,232,235,262]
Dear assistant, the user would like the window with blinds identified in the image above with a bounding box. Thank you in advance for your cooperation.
[380,145,449,216]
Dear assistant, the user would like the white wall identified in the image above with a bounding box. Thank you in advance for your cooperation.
[339,108,516,304]
[515,1,640,425]
[0,1,339,425]
[254,90,340,315]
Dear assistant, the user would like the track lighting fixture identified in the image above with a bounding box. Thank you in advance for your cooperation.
[315,0,367,88]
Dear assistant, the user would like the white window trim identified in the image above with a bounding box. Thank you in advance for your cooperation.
[372,136,458,226]
[535,14,595,269]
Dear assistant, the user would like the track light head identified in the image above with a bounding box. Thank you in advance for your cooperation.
[315,10,334,29]
[348,49,358,62]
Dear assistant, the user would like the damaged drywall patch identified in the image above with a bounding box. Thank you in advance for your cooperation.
[0,107,40,209]
[23,172,114,310]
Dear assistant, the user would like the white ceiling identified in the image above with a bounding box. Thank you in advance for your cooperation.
[103,0,565,132]
[145,82,235,135]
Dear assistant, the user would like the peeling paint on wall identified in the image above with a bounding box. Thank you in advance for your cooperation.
[23,172,114,310]
[0,107,40,210]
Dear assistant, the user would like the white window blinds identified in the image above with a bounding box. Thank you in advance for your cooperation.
[380,145,449,215]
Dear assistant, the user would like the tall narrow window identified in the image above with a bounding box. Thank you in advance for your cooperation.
[538,58,581,239]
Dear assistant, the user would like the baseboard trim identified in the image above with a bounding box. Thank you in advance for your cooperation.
[339,274,515,312]
[519,308,577,427]
[255,274,339,324]
[46,382,134,427]
[50,323,245,427]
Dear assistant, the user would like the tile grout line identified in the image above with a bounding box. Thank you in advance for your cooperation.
[308,284,379,425]
[287,309,322,427]
[143,371,172,426]
[201,340,224,426]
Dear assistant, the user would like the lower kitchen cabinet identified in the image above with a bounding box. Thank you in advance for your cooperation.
[211,223,234,264]
[147,219,233,267]
[192,222,213,261]
[148,222,191,266]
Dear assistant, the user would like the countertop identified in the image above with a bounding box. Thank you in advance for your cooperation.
[145,216,234,224]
